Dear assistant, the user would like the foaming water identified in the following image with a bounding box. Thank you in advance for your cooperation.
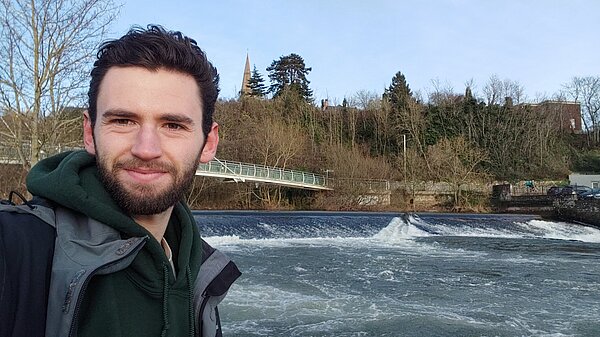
[372,215,430,242]
[524,219,600,243]
[196,211,600,336]
[201,212,600,244]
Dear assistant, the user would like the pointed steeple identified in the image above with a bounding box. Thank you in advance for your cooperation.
[241,53,251,96]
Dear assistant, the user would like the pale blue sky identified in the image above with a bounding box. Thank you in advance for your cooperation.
[112,0,599,103]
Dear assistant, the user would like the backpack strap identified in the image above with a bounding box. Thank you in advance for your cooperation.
[0,196,56,228]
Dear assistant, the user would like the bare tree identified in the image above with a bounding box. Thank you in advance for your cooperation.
[323,143,393,181]
[256,117,305,207]
[258,117,304,169]
[482,74,525,106]
[427,78,455,105]
[370,95,389,156]
[346,90,378,149]
[0,0,119,168]
[393,98,429,170]
[561,76,600,143]
[316,143,393,210]
[426,136,488,209]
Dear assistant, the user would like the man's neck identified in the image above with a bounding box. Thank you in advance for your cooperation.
[132,206,174,242]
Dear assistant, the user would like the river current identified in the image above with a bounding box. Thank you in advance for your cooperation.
[193,211,600,337]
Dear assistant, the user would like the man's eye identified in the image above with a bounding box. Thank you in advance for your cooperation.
[166,123,183,130]
[114,119,132,126]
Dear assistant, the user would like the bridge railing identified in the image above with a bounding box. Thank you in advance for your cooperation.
[198,159,328,188]
[0,144,81,163]
[333,178,391,191]
[1,144,334,190]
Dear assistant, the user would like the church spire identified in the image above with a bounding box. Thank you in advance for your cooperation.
[241,53,251,96]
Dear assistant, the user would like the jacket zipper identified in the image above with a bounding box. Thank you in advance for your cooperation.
[197,292,210,335]
[67,237,147,337]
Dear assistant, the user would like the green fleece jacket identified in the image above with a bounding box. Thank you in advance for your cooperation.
[27,150,203,337]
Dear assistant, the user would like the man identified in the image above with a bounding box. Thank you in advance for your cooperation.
[0,25,240,337]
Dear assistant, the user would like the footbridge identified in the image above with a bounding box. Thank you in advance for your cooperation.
[0,145,331,191]
[197,159,332,191]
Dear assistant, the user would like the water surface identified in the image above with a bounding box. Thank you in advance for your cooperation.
[194,211,600,337]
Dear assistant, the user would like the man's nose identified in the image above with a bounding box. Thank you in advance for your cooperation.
[131,126,162,160]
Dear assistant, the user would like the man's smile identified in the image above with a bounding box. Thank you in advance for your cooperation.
[120,166,171,184]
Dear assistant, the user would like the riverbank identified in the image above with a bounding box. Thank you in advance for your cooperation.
[2,163,596,229]
[490,184,600,229]
[553,197,600,229]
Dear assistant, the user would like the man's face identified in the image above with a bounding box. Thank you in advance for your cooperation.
[83,67,218,215]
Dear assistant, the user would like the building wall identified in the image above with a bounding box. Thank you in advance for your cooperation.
[569,173,600,189]
[527,101,582,133]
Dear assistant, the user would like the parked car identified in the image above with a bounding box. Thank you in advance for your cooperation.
[571,185,593,195]
[547,186,564,195]
[547,185,592,196]
[579,188,600,199]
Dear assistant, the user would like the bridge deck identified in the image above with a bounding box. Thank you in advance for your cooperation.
[0,145,332,191]
[197,159,332,191]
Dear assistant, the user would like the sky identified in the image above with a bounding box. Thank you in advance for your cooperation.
[112,0,600,104]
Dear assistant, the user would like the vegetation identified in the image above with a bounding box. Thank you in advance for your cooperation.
[2,0,599,211]
[561,76,600,145]
[0,0,119,169]
[266,53,313,102]
[246,65,267,98]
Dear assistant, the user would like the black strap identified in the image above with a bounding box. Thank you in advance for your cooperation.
[1,191,34,208]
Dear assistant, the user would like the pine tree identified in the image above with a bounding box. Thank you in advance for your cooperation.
[384,71,412,111]
[383,71,415,155]
[247,65,267,98]
[266,53,313,101]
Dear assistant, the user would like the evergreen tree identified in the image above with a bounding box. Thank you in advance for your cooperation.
[384,71,413,111]
[247,65,267,98]
[266,53,313,101]
[382,71,415,155]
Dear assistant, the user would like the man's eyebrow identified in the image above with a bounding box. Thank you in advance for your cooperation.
[160,113,195,125]
[101,109,195,125]
[102,109,137,119]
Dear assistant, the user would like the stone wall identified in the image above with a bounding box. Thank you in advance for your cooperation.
[490,184,555,215]
[554,198,600,229]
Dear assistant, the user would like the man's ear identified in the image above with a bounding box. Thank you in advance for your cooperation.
[83,110,96,156]
[199,122,219,163]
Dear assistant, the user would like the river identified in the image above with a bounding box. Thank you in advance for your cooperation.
[193,211,600,337]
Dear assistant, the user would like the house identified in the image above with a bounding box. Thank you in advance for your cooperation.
[525,100,582,134]
[569,173,600,189]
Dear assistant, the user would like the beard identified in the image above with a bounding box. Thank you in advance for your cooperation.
[97,153,200,215]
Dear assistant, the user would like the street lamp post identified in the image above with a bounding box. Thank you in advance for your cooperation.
[324,169,334,187]
[403,134,407,182]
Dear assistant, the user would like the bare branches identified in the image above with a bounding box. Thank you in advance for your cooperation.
[483,74,525,106]
[561,76,600,143]
[0,0,120,168]
[426,136,488,208]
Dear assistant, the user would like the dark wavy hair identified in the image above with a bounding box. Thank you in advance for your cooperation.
[88,24,219,137]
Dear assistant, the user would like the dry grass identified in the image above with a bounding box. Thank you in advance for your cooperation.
[0,164,28,201]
